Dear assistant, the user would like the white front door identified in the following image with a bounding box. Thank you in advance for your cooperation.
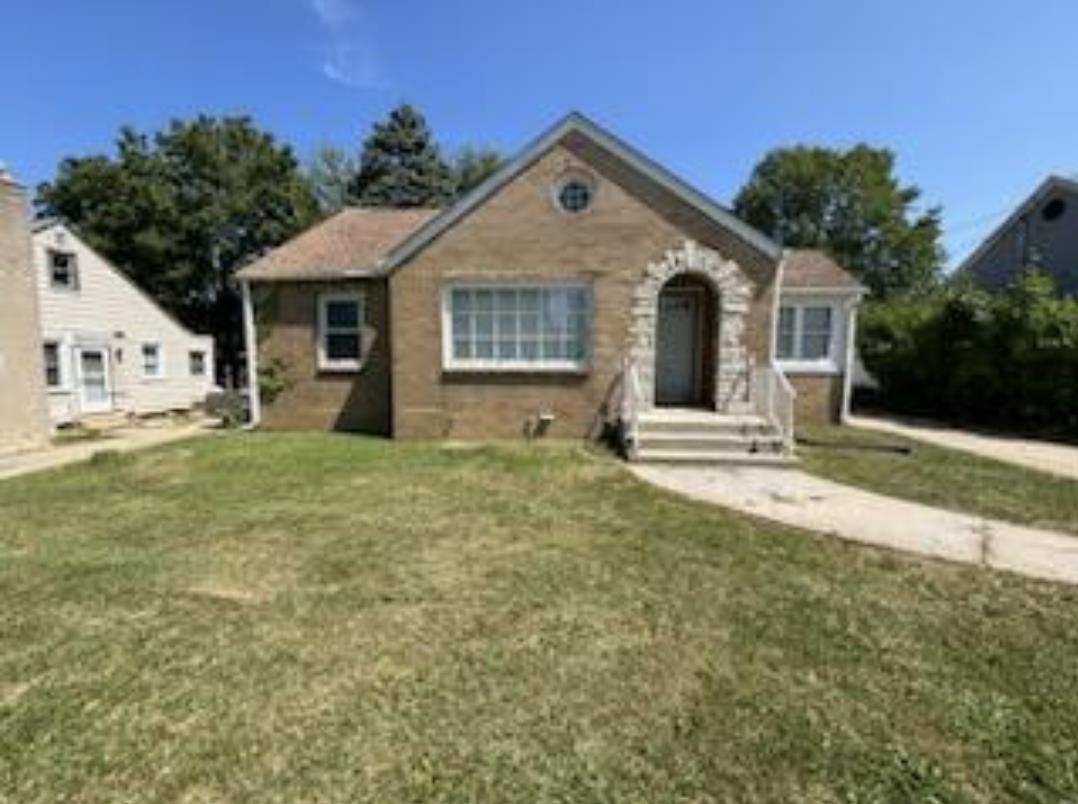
[655,289,701,405]
[76,348,112,414]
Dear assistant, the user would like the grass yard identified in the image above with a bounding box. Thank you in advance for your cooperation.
[798,425,1078,536]
[2,434,1078,802]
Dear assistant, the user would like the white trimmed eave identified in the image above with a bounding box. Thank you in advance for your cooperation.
[378,111,783,272]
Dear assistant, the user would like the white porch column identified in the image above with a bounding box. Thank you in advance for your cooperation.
[240,280,261,427]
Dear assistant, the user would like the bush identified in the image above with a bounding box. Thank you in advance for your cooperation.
[860,271,1078,435]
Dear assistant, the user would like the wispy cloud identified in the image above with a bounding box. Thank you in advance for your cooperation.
[309,0,382,89]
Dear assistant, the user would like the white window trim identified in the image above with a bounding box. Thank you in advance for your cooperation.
[441,281,592,373]
[141,341,165,379]
[775,301,841,375]
[188,349,207,377]
[42,339,68,392]
[47,249,79,291]
[317,291,364,372]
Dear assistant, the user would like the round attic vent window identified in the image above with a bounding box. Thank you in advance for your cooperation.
[556,179,594,213]
[1043,198,1067,222]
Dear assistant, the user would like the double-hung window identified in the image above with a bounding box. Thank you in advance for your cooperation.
[317,292,363,371]
[444,284,591,371]
[42,341,63,388]
[142,342,163,378]
[48,250,79,290]
[777,303,836,369]
[189,350,206,377]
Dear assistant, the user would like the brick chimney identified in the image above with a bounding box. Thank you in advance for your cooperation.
[0,165,51,453]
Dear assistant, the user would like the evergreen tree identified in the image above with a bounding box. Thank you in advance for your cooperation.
[348,104,453,207]
[451,146,506,198]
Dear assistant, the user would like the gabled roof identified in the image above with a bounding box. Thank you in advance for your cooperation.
[236,208,437,282]
[379,111,783,270]
[955,174,1078,276]
[781,249,865,293]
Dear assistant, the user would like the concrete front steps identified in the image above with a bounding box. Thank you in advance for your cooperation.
[631,408,796,466]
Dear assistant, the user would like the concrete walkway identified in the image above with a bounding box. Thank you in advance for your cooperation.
[631,464,1078,587]
[0,420,217,482]
[849,414,1078,481]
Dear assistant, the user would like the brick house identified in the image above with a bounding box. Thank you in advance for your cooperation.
[238,113,864,462]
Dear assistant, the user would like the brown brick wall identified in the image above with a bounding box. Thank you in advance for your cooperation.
[389,144,778,440]
[254,279,391,434]
[788,373,844,425]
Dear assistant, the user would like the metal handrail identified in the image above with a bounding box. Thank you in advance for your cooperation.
[752,362,796,453]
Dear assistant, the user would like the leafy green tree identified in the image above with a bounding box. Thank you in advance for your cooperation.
[348,104,453,207]
[306,145,357,213]
[37,116,318,384]
[733,144,944,298]
[451,146,506,198]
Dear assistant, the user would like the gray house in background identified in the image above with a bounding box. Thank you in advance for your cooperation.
[958,175,1078,296]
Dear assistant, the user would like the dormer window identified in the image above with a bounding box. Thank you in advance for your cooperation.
[48,249,79,289]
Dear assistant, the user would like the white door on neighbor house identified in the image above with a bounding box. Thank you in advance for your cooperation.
[75,347,112,414]
[655,289,701,405]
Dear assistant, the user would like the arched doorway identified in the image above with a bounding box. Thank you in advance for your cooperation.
[654,274,717,407]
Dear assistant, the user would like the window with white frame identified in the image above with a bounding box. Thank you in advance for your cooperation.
[189,350,206,377]
[445,284,590,370]
[317,292,363,371]
[48,250,79,290]
[142,342,163,378]
[42,341,62,388]
[777,303,835,365]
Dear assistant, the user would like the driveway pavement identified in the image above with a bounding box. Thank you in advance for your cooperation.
[0,420,217,481]
[848,414,1078,481]
[632,463,1078,587]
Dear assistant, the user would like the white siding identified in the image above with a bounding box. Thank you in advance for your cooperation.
[33,223,215,425]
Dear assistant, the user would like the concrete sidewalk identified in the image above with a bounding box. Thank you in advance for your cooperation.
[0,420,217,481]
[632,463,1078,587]
[849,414,1078,481]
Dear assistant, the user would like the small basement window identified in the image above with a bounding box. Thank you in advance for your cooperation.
[48,250,79,289]
[317,292,363,371]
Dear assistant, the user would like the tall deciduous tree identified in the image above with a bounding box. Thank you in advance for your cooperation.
[733,145,944,298]
[348,104,453,207]
[36,116,319,384]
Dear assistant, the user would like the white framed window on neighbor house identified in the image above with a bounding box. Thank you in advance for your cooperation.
[442,283,591,371]
[189,350,207,377]
[776,302,839,372]
[42,340,64,389]
[142,342,164,378]
[317,292,364,371]
[48,249,79,290]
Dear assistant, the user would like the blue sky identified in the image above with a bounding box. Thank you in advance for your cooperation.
[3,0,1077,266]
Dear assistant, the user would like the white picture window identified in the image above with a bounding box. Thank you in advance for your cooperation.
[43,341,63,388]
[48,250,79,290]
[776,304,836,367]
[142,343,163,378]
[318,292,363,371]
[444,284,590,371]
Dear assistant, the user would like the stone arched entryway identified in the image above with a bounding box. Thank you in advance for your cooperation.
[628,240,754,413]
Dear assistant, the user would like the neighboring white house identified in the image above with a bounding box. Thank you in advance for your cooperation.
[32,220,216,426]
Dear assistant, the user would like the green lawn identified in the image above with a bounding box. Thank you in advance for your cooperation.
[798,425,1078,536]
[2,434,1078,802]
